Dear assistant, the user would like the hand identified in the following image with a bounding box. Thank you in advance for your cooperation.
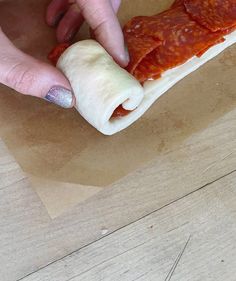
[46,0,129,66]
[0,0,128,109]
[0,4,74,109]
[0,0,75,108]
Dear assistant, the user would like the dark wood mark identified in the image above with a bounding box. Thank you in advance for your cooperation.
[164,235,191,281]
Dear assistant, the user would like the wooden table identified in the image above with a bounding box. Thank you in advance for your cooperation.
[1,104,236,281]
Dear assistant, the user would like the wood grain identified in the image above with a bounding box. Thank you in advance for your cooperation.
[21,171,236,281]
[1,108,236,281]
[0,1,235,280]
[0,141,51,280]
[0,139,25,189]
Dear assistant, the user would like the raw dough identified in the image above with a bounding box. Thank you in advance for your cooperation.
[57,31,236,135]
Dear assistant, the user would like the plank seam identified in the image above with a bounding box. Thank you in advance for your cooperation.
[0,177,26,191]
[17,168,236,281]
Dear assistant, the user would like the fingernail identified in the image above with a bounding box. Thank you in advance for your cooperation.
[124,43,130,62]
[64,28,77,42]
[119,44,130,66]
[52,12,64,27]
[45,86,73,108]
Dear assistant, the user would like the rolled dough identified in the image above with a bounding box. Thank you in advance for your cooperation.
[57,31,236,135]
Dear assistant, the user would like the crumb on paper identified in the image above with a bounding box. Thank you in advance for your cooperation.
[101,229,109,235]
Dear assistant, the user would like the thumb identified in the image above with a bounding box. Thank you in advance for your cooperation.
[0,29,74,108]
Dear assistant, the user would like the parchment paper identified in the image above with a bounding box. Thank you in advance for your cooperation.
[0,0,235,217]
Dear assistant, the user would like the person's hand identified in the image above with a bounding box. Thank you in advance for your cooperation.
[0,27,74,109]
[0,0,128,109]
[46,0,129,66]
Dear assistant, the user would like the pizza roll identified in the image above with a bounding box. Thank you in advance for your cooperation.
[57,32,236,135]
[57,0,236,135]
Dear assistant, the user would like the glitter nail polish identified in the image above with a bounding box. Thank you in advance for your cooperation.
[45,86,73,108]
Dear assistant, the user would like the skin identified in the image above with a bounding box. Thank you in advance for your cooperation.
[0,0,128,107]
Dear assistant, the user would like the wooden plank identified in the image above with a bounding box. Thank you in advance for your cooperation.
[1,108,236,281]
[21,171,236,281]
[0,139,25,189]
[0,141,51,281]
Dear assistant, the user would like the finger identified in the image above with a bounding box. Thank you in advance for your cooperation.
[89,0,121,38]
[77,0,129,66]
[110,0,121,13]
[0,30,74,108]
[46,0,70,27]
[56,4,84,43]
[89,28,95,40]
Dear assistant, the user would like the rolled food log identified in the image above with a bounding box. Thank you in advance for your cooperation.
[57,32,236,135]
[57,40,144,135]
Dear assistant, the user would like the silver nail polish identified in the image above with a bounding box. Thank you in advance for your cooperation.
[119,43,130,65]
[124,44,130,62]
[45,86,73,108]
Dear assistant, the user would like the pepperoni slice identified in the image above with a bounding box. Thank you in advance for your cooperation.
[112,105,131,118]
[171,0,185,8]
[124,6,224,83]
[197,37,225,57]
[184,0,236,32]
[124,20,162,75]
[48,43,70,66]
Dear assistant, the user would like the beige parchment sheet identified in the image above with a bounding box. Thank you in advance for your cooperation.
[0,0,236,217]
